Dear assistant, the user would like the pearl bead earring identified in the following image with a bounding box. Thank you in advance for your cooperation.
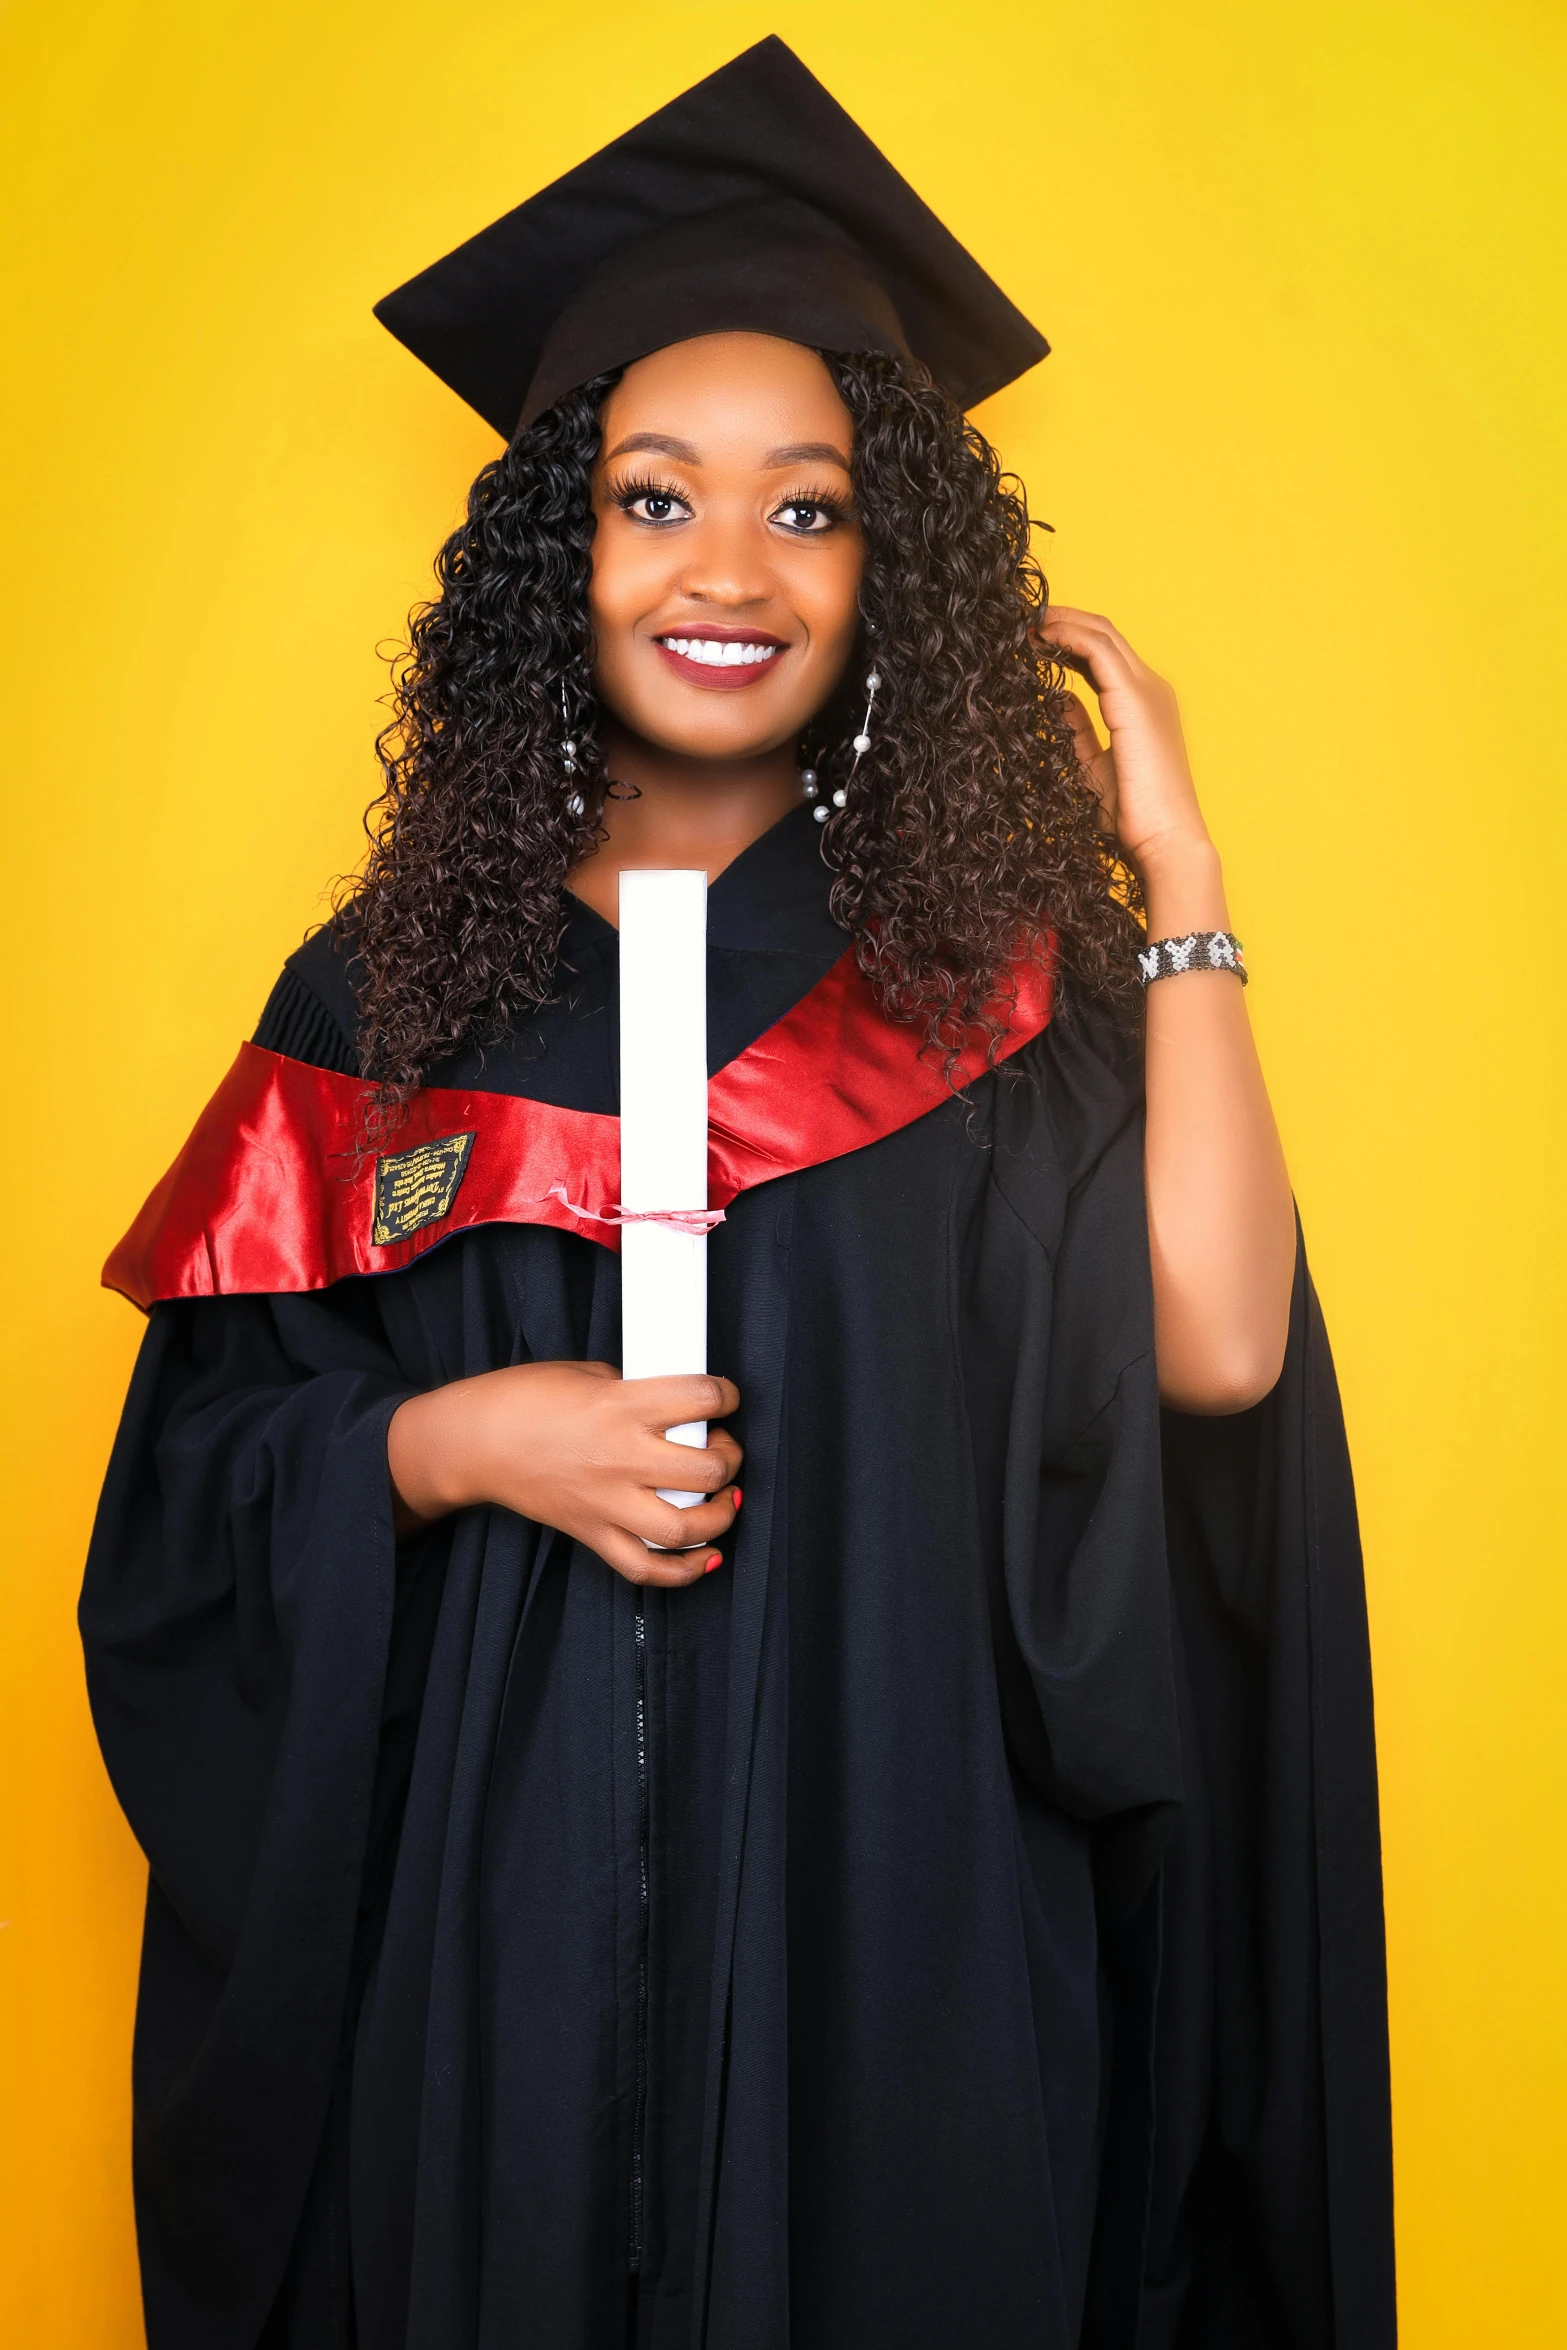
[561,681,584,818]
[815,670,880,822]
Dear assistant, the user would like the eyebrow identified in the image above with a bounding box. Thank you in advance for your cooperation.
[604,432,701,463]
[765,440,852,470]
[603,431,852,470]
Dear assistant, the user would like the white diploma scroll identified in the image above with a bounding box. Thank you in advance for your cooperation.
[618,869,709,1514]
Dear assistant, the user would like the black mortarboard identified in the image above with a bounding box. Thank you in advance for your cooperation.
[374,36,1048,440]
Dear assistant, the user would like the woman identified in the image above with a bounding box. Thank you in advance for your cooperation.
[83,39,1394,2350]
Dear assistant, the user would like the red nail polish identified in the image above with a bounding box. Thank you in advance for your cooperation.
[704,1553,723,1573]
[732,1488,743,1509]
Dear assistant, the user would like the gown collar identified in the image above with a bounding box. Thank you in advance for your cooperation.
[561,801,843,965]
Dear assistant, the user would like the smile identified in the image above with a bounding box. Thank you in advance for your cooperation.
[656,636,783,668]
[652,632,788,691]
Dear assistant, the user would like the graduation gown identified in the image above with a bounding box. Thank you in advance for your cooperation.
[81,806,1396,2350]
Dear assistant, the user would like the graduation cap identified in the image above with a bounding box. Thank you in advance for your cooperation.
[374,36,1048,440]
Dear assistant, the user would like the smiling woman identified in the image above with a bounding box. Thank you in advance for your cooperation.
[573,334,866,902]
[345,332,1142,1111]
[79,35,1393,2350]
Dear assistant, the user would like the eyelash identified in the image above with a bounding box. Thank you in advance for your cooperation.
[609,473,853,532]
[775,487,853,533]
[609,473,688,524]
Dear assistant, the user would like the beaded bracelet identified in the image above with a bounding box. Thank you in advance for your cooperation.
[1137,931,1248,987]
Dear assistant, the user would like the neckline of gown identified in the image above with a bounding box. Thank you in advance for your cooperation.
[561,800,845,963]
[418,802,849,1105]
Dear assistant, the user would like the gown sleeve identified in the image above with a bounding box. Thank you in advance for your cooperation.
[1136,1239,1397,2350]
[986,999,1394,2350]
[968,995,1185,1849]
[79,1278,420,2350]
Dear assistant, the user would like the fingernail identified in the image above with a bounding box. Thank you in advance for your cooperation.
[732,1488,743,1510]
[704,1553,723,1574]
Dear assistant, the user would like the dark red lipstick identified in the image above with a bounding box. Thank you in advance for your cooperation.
[652,624,791,690]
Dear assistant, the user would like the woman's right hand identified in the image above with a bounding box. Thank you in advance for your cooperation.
[387,1362,742,1587]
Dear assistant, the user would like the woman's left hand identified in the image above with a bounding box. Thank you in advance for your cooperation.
[1037,605,1212,881]
[1036,603,1297,1417]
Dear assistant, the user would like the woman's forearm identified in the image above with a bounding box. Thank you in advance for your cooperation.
[1139,837,1296,1411]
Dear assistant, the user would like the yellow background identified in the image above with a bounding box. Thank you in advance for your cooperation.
[2,2,1563,2339]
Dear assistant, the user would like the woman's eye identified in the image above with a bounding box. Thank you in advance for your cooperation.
[774,501,836,534]
[618,488,689,524]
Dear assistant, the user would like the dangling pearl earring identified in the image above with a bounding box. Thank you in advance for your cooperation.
[816,669,880,823]
[561,681,584,817]
[850,671,880,768]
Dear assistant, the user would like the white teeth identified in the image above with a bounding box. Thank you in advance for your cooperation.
[661,637,779,668]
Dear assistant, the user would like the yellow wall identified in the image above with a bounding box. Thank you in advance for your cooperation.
[2,2,1562,2339]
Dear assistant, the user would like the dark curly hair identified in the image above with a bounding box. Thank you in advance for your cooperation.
[346,351,1141,1096]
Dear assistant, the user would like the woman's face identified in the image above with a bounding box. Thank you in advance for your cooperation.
[588,332,864,760]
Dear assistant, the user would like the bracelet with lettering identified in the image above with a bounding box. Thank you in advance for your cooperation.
[1137,930,1248,987]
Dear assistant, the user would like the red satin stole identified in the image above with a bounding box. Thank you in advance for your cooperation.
[105,944,1054,1309]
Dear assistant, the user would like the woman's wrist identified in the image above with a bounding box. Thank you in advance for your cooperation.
[1134,830,1229,936]
[388,1385,471,1528]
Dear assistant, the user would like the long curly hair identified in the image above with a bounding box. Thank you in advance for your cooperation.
[347,351,1141,1095]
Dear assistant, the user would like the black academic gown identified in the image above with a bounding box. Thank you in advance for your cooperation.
[81,806,1395,2350]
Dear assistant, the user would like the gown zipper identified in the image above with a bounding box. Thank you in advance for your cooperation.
[630,1589,650,2275]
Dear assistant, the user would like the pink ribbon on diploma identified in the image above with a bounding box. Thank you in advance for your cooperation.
[532,1182,727,1235]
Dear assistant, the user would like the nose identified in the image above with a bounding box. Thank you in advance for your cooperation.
[675,508,775,611]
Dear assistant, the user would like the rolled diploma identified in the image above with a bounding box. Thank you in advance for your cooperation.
[618,869,709,1515]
